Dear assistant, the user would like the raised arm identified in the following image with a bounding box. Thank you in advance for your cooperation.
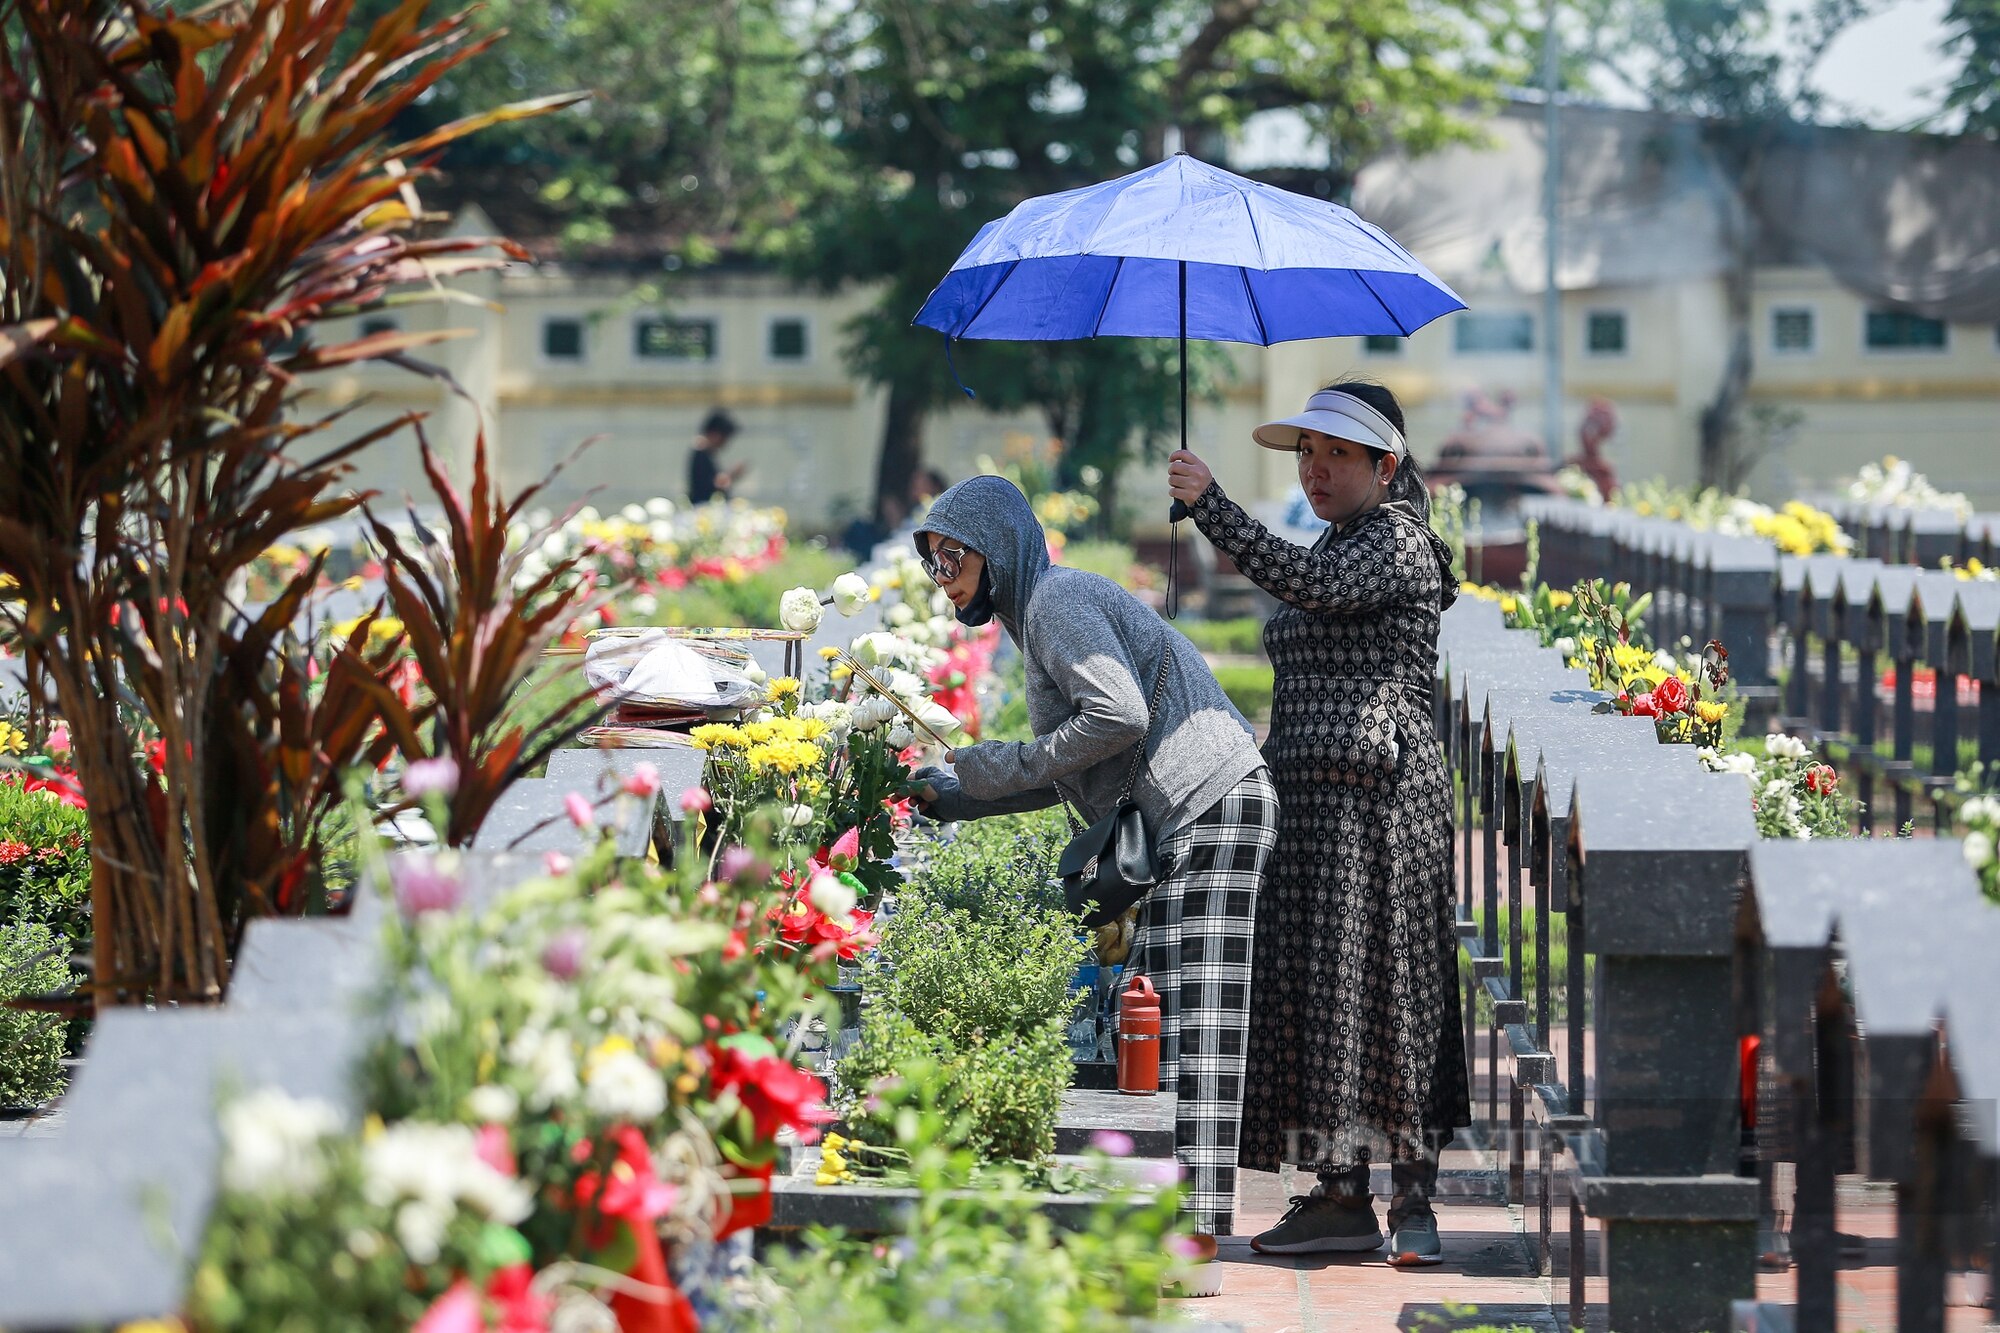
[1190,482,1436,616]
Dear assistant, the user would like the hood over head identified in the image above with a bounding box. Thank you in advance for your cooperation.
[914,476,1051,643]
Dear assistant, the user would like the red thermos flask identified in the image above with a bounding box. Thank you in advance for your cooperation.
[1117,973,1161,1096]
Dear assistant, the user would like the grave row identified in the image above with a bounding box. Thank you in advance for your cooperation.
[1442,555,2000,1331]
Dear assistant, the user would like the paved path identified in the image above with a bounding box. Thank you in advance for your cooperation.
[1165,1143,1566,1332]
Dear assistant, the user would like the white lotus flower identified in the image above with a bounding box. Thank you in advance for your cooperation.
[912,699,962,740]
[830,572,871,616]
[779,586,824,633]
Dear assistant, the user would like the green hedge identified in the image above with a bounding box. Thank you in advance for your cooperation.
[1,921,73,1107]
[1212,663,1274,722]
[1177,616,1265,657]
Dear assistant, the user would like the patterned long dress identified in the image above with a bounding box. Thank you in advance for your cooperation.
[1190,487,1470,1170]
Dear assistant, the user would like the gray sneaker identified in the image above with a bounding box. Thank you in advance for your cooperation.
[1250,1194,1383,1255]
[1386,1202,1443,1267]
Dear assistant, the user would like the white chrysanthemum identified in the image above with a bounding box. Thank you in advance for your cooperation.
[779,586,824,633]
[363,1121,532,1226]
[1764,733,1809,760]
[1964,830,1995,869]
[831,572,870,616]
[1553,636,1576,658]
[782,802,816,828]
[465,1084,520,1125]
[584,1049,668,1123]
[646,496,676,519]
[886,602,916,627]
[540,533,570,562]
[885,722,915,749]
[628,593,658,618]
[219,1088,342,1198]
[508,1027,579,1110]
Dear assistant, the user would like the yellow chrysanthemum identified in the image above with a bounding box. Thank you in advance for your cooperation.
[690,724,749,750]
[0,721,26,754]
[1696,700,1729,725]
[745,739,823,776]
[1547,590,1574,610]
[767,677,803,701]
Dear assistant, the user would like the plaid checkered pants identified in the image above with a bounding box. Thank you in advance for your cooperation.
[1130,767,1278,1235]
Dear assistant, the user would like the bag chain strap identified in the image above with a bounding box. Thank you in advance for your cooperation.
[1063,651,1174,834]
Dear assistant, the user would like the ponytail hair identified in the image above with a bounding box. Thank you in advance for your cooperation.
[1320,377,1429,522]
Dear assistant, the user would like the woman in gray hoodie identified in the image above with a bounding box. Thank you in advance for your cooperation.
[912,475,1277,1254]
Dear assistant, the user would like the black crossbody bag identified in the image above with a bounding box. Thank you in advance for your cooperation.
[1057,653,1174,929]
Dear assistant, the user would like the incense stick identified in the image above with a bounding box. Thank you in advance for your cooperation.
[835,650,956,750]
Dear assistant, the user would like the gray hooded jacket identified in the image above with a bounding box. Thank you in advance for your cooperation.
[916,476,1264,841]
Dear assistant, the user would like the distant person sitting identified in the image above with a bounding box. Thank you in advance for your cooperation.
[688,409,745,505]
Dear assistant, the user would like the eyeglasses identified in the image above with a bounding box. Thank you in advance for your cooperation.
[920,541,969,585]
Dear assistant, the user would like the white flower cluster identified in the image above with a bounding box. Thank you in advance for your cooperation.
[510,497,787,598]
[843,657,961,745]
[220,1088,344,1199]
[362,1121,533,1264]
[1846,456,1973,520]
[1699,734,1820,839]
[1957,793,2000,876]
[584,1046,669,1123]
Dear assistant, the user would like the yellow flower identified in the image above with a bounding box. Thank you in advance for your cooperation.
[767,677,803,702]
[1499,596,1518,615]
[0,721,26,754]
[745,739,823,776]
[822,1131,848,1154]
[114,1321,187,1333]
[818,645,842,661]
[1696,701,1729,725]
[586,1034,637,1077]
[690,724,749,750]
[1546,590,1574,609]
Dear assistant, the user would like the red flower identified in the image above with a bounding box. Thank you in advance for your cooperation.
[0,841,30,865]
[144,738,167,773]
[1628,691,1660,718]
[485,1264,551,1333]
[1805,764,1839,795]
[21,769,85,808]
[707,1045,829,1141]
[573,1125,677,1228]
[1652,675,1691,715]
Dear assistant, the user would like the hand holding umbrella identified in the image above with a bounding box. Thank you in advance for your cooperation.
[1166,449,1213,509]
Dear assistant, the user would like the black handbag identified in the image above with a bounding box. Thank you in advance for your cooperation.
[1059,653,1174,929]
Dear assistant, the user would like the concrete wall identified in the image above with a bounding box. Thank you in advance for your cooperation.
[297,242,2000,533]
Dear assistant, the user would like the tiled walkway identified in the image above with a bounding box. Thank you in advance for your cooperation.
[1165,1148,1997,1331]
[1165,1143,1569,1332]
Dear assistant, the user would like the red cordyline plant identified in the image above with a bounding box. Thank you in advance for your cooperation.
[0,0,580,1003]
[367,425,613,848]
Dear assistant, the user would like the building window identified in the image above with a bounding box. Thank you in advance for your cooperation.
[1584,310,1627,356]
[542,317,585,362]
[634,316,716,361]
[1361,334,1403,356]
[1771,307,1815,355]
[1453,311,1533,354]
[1864,308,1946,351]
[359,316,399,338]
[767,317,809,362]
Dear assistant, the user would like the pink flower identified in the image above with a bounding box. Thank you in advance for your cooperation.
[564,791,594,829]
[827,825,861,872]
[1090,1129,1135,1157]
[541,926,587,980]
[474,1123,516,1177]
[680,785,713,814]
[1166,1234,1208,1259]
[391,853,463,917]
[402,756,460,798]
[543,851,573,876]
[46,724,68,756]
[413,1280,481,1333]
[621,762,660,798]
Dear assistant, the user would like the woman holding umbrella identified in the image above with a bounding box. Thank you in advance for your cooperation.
[1166,380,1469,1268]
[909,474,1278,1277]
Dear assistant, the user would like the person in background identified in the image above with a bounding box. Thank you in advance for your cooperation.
[911,475,1277,1288]
[687,408,744,505]
[1167,379,1469,1269]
